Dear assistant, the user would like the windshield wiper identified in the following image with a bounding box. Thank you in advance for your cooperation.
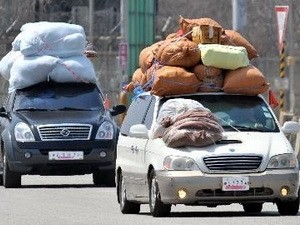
[58,107,90,111]
[216,139,242,144]
[224,125,266,132]
[16,107,49,111]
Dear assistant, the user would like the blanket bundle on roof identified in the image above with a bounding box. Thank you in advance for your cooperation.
[162,109,224,148]
[151,98,223,148]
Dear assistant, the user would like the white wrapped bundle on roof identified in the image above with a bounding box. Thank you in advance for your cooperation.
[9,55,59,93]
[12,21,86,57]
[0,50,22,80]
[49,55,97,84]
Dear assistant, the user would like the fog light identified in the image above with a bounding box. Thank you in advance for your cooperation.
[280,186,289,196]
[24,152,32,159]
[99,151,107,158]
[178,189,187,199]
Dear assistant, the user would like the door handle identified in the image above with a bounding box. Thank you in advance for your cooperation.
[131,145,138,153]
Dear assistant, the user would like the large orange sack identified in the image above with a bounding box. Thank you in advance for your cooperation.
[139,41,163,73]
[155,37,201,68]
[223,65,269,95]
[221,29,258,60]
[150,65,201,96]
[193,64,223,92]
[124,68,147,92]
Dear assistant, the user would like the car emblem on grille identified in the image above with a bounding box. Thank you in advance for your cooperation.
[60,128,70,137]
[229,148,235,152]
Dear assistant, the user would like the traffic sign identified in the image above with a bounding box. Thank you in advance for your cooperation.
[275,5,289,54]
[119,42,128,68]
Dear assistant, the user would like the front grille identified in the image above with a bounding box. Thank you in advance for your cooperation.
[203,155,262,171]
[37,123,92,141]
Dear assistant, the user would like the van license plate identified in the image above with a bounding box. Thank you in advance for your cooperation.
[222,177,249,191]
[49,151,84,160]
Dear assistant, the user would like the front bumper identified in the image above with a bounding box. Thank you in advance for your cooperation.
[7,140,116,175]
[156,169,299,205]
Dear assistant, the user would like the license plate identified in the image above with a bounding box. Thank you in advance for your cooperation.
[222,177,249,191]
[49,151,84,160]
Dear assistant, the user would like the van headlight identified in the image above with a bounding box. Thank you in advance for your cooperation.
[267,154,298,169]
[96,121,114,140]
[163,156,199,171]
[14,122,35,142]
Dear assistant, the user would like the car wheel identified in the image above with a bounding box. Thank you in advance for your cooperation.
[242,203,263,213]
[3,151,21,188]
[148,170,171,217]
[93,170,116,187]
[118,171,140,214]
[277,196,299,216]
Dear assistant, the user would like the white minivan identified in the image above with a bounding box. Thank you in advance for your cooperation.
[116,92,300,217]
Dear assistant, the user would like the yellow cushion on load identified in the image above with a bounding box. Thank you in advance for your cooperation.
[199,44,249,70]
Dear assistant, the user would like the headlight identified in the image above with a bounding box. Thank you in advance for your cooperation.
[96,121,114,140]
[267,154,298,169]
[163,156,199,171]
[14,122,35,142]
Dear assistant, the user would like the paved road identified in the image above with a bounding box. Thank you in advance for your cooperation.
[0,175,299,225]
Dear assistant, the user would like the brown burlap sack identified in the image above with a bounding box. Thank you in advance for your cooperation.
[150,65,201,96]
[221,29,259,60]
[193,64,224,92]
[179,16,224,40]
[124,68,147,92]
[139,41,163,73]
[155,37,201,68]
[223,65,270,95]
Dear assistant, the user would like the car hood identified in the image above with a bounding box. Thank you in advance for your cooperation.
[157,131,293,160]
[15,110,106,125]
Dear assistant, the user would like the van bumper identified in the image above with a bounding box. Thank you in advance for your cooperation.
[156,169,299,205]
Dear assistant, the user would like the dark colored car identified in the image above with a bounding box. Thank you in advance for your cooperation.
[0,81,126,188]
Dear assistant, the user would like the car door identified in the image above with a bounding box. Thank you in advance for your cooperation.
[118,94,155,199]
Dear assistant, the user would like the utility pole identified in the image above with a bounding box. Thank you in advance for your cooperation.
[232,0,247,32]
[88,0,94,44]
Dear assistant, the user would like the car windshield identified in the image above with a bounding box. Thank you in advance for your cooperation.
[161,94,279,132]
[14,82,104,111]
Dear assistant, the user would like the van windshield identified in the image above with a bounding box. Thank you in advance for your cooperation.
[162,94,279,132]
[14,82,104,111]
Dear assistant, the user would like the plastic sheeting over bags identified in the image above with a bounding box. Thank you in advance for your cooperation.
[7,54,96,92]
[12,21,86,57]
[9,55,59,92]
[50,56,97,83]
[0,22,98,92]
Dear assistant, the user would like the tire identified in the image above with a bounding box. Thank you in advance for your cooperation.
[3,151,21,188]
[149,170,171,217]
[118,172,140,214]
[93,170,116,187]
[277,196,299,216]
[242,203,263,213]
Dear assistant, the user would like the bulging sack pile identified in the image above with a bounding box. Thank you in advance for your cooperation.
[0,21,97,92]
[125,16,269,97]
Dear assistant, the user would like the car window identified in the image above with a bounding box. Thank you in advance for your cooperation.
[120,95,155,136]
[162,94,279,132]
[13,82,104,111]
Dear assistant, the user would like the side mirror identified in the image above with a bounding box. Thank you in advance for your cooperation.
[110,105,126,116]
[0,106,9,119]
[282,121,300,134]
[129,124,149,139]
